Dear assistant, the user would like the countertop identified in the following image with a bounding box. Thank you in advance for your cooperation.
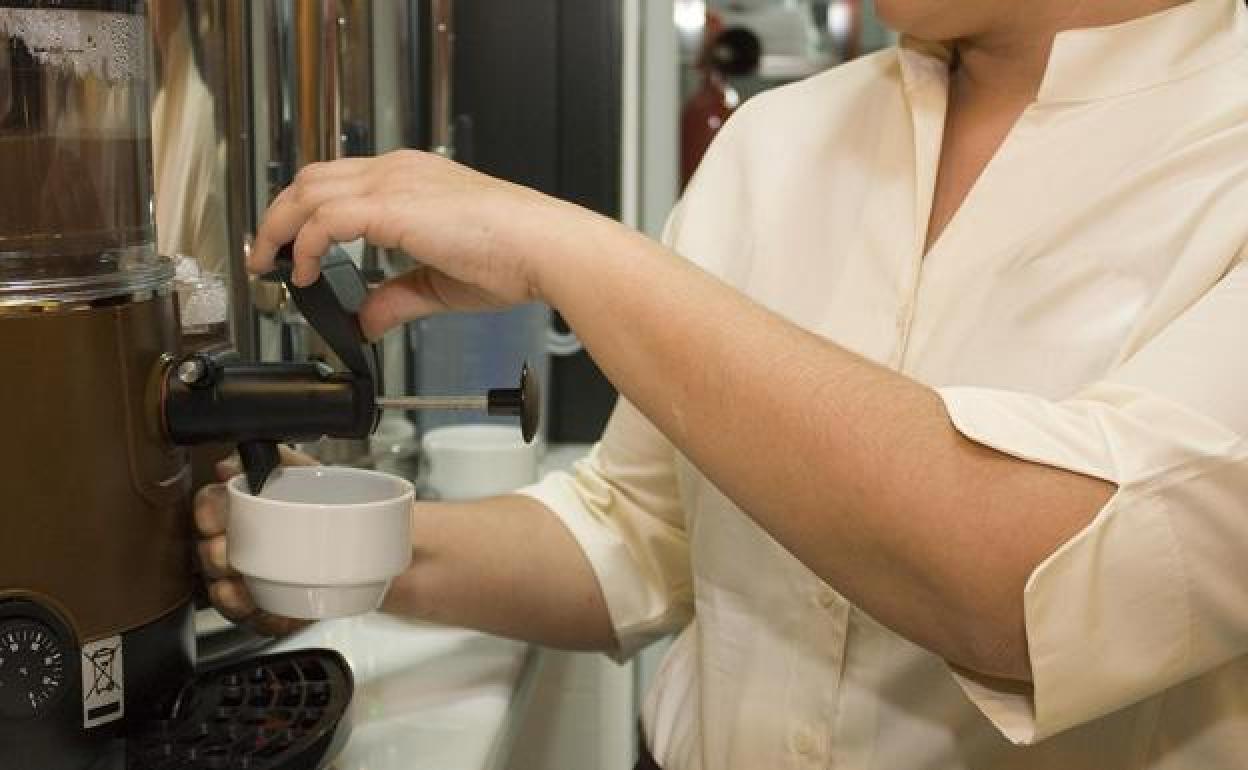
[271,615,538,770]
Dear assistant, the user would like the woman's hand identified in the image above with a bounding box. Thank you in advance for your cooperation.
[193,447,319,638]
[248,150,600,339]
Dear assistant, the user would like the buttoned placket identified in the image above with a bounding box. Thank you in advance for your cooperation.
[790,722,831,769]
[796,581,850,769]
[898,51,943,369]
[894,51,949,373]
[806,51,952,770]
[895,49,1048,376]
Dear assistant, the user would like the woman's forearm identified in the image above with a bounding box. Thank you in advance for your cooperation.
[537,209,1114,680]
[382,494,617,652]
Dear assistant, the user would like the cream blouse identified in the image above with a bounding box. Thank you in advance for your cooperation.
[522,1,1248,767]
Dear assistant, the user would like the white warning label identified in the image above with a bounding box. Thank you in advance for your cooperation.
[81,635,124,728]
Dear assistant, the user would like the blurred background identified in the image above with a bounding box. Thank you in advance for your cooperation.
[153,0,893,451]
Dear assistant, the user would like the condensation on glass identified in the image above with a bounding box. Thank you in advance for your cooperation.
[0,1,170,305]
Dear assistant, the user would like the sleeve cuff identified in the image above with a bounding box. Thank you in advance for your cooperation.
[938,385,1195,743]
[518,454,692,661]
[946,492,1188,744]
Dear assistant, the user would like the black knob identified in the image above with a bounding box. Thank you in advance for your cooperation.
[487,362,541,444]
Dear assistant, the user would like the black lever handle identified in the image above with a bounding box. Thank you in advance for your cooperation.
[269,245,378,382]
[233,245,381,493]
[169,245,537,496]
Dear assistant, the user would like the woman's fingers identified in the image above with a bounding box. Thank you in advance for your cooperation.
[208,577,257,625]
[248,612,310,639]
[197,535,234,580]
[215,455,240,482]
[359,268,459,339]
[278,445,321,467]
[251,150,476,284]
[194,483,229,537]
[249,162,373,277]
[194,484,235,579]
[248,147,569,330]
[288,196,383,285]
[208,577,309,639]
[359,266,508,339]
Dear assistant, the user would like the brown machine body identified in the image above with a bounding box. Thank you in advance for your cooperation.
[0,295,192,643]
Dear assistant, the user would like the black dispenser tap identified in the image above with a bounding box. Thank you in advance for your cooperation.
[164,246,380,494]
[164,246,542,495]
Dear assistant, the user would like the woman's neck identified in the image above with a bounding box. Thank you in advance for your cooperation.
[951,0,1188,107]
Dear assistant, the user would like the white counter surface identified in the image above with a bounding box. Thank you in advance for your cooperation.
[271,615,537,770]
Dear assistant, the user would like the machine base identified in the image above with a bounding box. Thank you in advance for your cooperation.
[0,600,194,770]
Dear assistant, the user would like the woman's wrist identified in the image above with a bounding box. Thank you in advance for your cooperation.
[524,197,635,309]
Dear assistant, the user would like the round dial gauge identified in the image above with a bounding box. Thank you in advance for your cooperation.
[0,618,68,720]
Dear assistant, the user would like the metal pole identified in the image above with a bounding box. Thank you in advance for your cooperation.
[430,0,454,157]
[223,0,257,360]
[377,396,489,411]
[321,0,343,161]
[294,0,325,166]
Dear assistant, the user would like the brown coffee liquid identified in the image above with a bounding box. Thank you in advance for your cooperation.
[0,30,154,277]
[0,134,154,253]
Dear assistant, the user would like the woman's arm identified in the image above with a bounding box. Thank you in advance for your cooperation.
[250,151,1113,680]
[536,216,1113,681]
[384,495,616,651]
[196,461,615,649]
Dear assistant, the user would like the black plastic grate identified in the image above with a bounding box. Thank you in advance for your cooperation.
[126,649,352,770]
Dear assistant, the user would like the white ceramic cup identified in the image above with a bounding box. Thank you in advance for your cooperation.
[227,466,414,619]
[421,423,539,501]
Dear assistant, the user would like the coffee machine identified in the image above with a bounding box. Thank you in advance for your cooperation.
[0,2,535,768]
[0,1,197,766]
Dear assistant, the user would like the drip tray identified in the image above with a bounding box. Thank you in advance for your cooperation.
[127,649,353,770]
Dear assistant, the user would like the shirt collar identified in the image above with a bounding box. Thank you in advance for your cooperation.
[897,0,1248,104]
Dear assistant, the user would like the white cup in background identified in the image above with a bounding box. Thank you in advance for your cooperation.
[227,466,414,619]
[421,423,539,501]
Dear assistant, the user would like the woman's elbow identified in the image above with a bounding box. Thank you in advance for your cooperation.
[949,603,1033,683]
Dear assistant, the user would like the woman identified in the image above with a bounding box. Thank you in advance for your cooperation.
[196,0,1248,767]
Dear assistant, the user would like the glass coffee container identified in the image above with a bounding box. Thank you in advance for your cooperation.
[0,1,171,305]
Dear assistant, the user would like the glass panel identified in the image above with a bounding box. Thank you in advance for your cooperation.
[0,2,168,303]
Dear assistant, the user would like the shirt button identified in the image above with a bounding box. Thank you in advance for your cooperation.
[793,728,816,755]
[815,587,839,610]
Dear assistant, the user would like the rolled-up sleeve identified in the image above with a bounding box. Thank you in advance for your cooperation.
[518,397,693,661]
[938,258,1248,744]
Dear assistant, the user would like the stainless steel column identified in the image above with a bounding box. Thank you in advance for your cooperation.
[223,0,257,359]
[430,0,454,156]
